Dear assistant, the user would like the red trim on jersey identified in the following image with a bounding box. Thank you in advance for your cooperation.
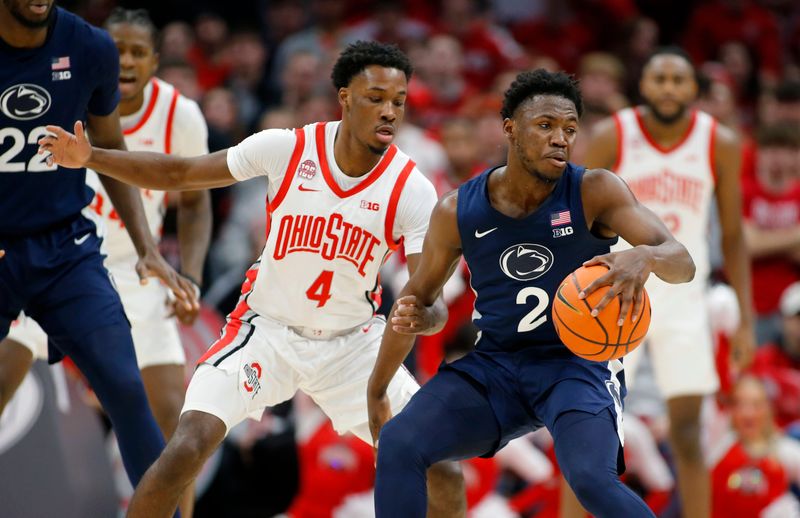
[384,159,416,250]
[316,121,398,198]
[123,79,160,136]
[197,267,258,364]
[708,117,718,184]
[164,88,180,154]
[634,107,698,154]
[268,128,306,212]
[611,112,623,173]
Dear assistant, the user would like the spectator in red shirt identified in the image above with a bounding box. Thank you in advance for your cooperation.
[435,0,527,89]
[683,0,782,87]
[752,283,800,429]
[406,35,476,132]
[742,123,800,344]
[709,376,800,518]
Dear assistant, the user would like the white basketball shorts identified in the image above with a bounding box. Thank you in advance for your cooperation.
[183,313,419,444]
[623,279,719,399]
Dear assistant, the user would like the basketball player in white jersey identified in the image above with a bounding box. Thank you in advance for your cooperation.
[2,9,209,516]
[578,47,755,518]
[39,41,465,518]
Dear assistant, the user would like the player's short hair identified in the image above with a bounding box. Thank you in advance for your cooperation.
[757,122,800,148]
[501,69,583,119]
[104,8,158,48]
[330,41,413,90]
[644,46,695,70]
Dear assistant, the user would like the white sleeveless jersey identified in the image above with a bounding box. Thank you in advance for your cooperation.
[227,121,434,331]
[86,78,207,265]
[613,107,717,288]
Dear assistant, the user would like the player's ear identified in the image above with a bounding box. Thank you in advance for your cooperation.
[502,118,514,141]
[338,88,350,111]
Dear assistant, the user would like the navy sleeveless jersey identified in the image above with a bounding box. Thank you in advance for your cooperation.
[0,8,120,236]
[457,164,618,357]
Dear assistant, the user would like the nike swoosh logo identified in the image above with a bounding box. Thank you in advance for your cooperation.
[474,227,498,238]
[298,184,320,192]
[74,233,91,245]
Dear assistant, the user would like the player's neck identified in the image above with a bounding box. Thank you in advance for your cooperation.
[489,164,557,219]
[333,122,383,178]
[638,106,694,148]
[119,92,145,117]
[0,10,49,48]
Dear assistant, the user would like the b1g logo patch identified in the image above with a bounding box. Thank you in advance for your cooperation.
[552,226,574,238]
[297,159,317,180]
[0,84,51,121]
[499,243,553,281]
[242,362,262,398]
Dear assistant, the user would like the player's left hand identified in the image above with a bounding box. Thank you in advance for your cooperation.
[729,321,756,371]
[136,249,199,314]
[580,247,655,326]
[391,295,436,334]
[0,250,4,260]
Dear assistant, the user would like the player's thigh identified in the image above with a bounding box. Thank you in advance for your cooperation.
[647,306,719,399]
[302,317,419,440]
[5,313,48,360]
[185,318,301,435]
[26,251,129,348]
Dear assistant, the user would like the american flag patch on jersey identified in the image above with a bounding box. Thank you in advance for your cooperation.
[550,210,571,226]
[51,56,70,70]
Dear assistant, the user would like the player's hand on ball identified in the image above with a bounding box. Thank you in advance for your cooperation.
[136,249,199,314]
[580,247,654,326]
[367,391,392,462]
[37,121,92,169]
[391,295,435,334]
[729,321,756,371]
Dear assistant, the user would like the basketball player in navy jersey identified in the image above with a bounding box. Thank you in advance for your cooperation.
[367,70,695,517]
[0,0,196,495]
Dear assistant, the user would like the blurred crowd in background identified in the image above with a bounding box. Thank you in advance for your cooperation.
[47,0,800,516]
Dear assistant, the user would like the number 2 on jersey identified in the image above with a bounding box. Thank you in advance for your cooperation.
[516,287,549,332]
[306,270,334,307]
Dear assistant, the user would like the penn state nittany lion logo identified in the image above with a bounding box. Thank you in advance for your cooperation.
[499,243,554,281]
[1,84,52,121]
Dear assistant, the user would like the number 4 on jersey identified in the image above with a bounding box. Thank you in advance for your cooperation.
[306,270,334,307]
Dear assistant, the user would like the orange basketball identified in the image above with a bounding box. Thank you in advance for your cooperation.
[551,265,651,361]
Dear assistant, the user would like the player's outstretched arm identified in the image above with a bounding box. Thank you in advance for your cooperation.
[38,121,236,191]
[367,192,463,449]
[579,169,696,324]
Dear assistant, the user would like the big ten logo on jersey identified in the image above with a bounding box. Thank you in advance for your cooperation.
[297,159,317,180]
[360,200,380,211]
[273,213,382,277]
[550,209,573,238]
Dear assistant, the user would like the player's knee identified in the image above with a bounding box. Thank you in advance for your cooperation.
[668,418,703,461]
[378,416,429,470]
[428,460,464,489]
[150,393,185,439]
[166,412,225,470]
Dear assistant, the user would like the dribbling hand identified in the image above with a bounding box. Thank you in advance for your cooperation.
[579,247,655,326]
[37,121,92,169]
